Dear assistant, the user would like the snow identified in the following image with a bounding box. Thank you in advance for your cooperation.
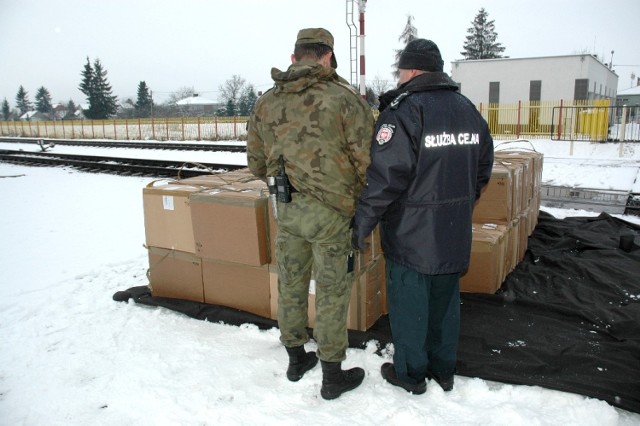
[1,138,640,425]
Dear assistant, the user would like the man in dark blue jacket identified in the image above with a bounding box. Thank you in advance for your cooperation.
[352,38,494,395]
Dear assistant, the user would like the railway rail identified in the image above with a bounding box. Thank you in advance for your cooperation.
[0,136,246,152]
[0,149,246,178]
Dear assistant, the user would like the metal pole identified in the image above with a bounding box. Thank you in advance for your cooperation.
[358,0,367,99]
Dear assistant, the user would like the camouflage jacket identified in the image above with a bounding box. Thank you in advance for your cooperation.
[247,60,374,217]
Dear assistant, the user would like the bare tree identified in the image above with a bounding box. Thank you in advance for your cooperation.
[165,86,196,106]
[218,75,247,114]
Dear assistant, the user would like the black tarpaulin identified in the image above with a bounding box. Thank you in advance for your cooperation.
[114,211,640,414]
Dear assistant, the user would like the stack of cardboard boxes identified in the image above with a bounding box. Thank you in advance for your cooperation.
[142,147,543,332]
[142,168,386,331]
[462,149,544,293]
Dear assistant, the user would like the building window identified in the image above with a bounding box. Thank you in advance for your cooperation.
[574,79,588,101]
[529,80,541,102]
[489,82,500,104]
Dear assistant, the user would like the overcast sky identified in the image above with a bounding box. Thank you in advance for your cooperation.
[1,0,638,106]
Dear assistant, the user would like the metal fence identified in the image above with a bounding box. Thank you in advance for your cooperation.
[2,100,638,142]
[0,116,248,141]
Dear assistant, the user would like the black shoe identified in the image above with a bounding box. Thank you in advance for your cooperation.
[285,346,318,382]
[380,363,426,395]
[427,372,454,391]
[320,361,365,400]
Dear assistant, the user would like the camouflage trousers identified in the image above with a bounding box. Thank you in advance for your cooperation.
[275,192,353,362]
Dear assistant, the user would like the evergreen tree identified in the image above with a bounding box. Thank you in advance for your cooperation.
[392,15,418,79]
[15,85,32,115]
[237,85,257,116]
[224,98,236,117]
[66,99,77,119]
[460,8,506,60]
[78,57,118,119]
[135,81,153,118]
[35,86,53,113]
[2,99,10,120]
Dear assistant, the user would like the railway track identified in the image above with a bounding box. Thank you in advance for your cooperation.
[0,136,246,152]
[0,149,246,178]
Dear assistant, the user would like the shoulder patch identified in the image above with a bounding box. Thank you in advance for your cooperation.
[375,124,396,145]
[390,92,411,110]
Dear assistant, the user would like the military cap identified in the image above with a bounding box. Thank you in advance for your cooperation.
[295,27,338,68]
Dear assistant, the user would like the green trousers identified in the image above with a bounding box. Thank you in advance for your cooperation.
[275,192,353,362]
[386,258,460,384]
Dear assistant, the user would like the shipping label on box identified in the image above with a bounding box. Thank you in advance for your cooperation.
[147,246,204,302]
[190,189,269,266]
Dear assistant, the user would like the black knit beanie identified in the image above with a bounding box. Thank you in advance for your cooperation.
[398,39,444,72]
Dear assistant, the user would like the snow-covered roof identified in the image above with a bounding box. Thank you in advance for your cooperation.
[618,85,640,96]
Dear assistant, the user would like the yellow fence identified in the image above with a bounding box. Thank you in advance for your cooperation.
[0,100,629,142]
[0,116,248,141]
[479,99,612,141]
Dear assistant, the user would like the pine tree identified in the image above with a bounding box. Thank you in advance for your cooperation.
[237,85,257,116]
[15,85,32,115]
[392,15,419,79]
[64,99,78,119]
[78,57,118,119]
[461,8,506,60]
[135,81,153,118]
[35,86,53,113]
[224,98,236,117]
[2,98,10,120]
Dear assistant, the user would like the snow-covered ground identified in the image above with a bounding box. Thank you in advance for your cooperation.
[1,139,640,425]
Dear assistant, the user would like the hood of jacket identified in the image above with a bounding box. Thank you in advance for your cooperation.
[270,60,338,94]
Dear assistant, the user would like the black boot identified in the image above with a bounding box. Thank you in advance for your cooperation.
[285,346,318,382]
[320,360,365,400]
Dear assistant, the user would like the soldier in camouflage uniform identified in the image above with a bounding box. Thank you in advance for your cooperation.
[247,28,374,400]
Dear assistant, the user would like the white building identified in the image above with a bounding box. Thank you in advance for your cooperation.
[450,55,619,106]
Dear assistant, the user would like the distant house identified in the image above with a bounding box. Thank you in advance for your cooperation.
[450,54,619,106]
[616,84,640,107]
[20,111,49,121]
[176,95,221,116]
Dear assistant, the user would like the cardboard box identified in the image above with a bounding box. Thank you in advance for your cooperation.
[269,255,386,331]
[147,246,204,302]
[172,174,234,188]
[203,259,271,318]
[190,189,269,266]
[460,224,507,294]
[473,163,514,224]
[143,181,202,253]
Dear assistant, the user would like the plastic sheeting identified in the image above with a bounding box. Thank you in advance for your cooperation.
[115,212,640,413]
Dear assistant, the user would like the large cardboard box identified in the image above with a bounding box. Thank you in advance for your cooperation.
[473,163,514,224]
[190,189,269,266]
[460,224,507,293]
[143,181,201,253]
[203,259,271,318]
[147,246,204,302]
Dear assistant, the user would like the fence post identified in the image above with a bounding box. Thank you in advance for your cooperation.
[113,120,117,140]
[151,117,155,140]
[233,116,237,139]
[197,117,201,141]
[165,118,169,141]
[215,116,218,139]
[138,119,142,140]
[557,99,563,140]
[516,100,521,138]
[181,117,185,141]
[126,119,129,140]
